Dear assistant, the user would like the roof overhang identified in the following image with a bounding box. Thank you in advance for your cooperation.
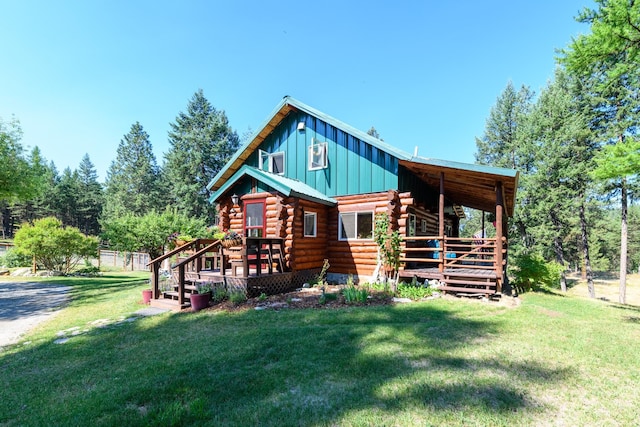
[400,157,519,216]
[210,165,338,207]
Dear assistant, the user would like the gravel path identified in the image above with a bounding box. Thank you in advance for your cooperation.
[0,281,70,349]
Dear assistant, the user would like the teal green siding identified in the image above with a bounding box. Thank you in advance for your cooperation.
[249,111,398,197]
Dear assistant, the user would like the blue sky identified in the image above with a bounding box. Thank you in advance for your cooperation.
[1,1,589,182]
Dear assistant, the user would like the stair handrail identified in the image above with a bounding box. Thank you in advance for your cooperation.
[171,240,225,305]
[147,238,218,301]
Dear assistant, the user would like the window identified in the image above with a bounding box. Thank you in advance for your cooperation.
[421,218,427,233]
[244,201,265,237]
[339,211,373,240]
[308,140,328,170]
[304,212,317,237]
[408,214,416,236]
[259,150,285,175]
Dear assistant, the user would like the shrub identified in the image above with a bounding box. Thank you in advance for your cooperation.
[0,248,32,268]
[343,285,368,304]
[13,217,98,274]
[229,290,247,305]
[396,282,433,300]
[511,252,566,292]
[319,292,338,305]
[211,286,228,303]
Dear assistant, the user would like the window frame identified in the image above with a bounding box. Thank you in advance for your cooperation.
[308,140,328,170]
[303,211,317,237]
[258,149,285,175]
[338,211,374,241]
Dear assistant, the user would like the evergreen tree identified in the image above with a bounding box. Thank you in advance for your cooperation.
[561,0,640,304]
[475,82,536,255]
[51,167,80,228]
[164,90,240,222]
[526,69,596,293]
[104,122,164,219]
[76,154,103,235]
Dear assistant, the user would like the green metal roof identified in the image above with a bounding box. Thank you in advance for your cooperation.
[409,156,519,178]
[210,165,338,206]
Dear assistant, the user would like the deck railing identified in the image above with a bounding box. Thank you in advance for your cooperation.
[400,236,498,272]
[147,237,286,305]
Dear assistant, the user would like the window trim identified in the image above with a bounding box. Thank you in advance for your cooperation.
[338,211,374,241]
[308,140,328,170]
[303,211,317,237]
[258,149,285,175]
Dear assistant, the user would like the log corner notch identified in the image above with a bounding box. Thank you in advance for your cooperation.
[387,189,401,230]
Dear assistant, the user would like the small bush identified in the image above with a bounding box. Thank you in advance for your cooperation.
[229,290,247,305]
[258,292,268,301]
[211,287,228,303]
[396,282,433,300]
[319,292,338,305]
[362,281,393,295]
[343,285,368,304]
[0,248,32,268]
[511,253,566,292]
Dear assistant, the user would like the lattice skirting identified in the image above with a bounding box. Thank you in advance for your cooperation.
[221,270,319,298]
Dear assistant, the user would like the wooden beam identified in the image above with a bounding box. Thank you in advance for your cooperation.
[495,182,504,293]
[439,172,445,272]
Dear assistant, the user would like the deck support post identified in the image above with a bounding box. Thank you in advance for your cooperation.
[151,261,160,299]
[495,182,504,293]
[439,172,445,273]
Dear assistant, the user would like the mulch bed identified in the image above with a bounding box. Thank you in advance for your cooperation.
[203,285,394,312]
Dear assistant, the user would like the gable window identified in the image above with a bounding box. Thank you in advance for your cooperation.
[339,211,373,240]
[308,140,328,170]
[259,150,285,175]
[304,212,317,237]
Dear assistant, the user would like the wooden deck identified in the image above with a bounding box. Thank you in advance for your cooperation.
[147,237,297,310]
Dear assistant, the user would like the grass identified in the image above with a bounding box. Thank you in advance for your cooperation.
[1,273,640,426]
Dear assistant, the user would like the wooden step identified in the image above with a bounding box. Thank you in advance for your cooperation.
[439,285,496,295]
[443,271,497,279]
[150,298,189,311]
[442,278,496,286]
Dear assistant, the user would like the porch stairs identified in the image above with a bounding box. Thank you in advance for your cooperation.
[438,269,498,297]
[150,270,225,311]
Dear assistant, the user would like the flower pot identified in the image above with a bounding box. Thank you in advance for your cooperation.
[142,289,152,304]
[190,292,211,312]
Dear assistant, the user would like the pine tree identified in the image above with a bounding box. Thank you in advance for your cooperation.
[475,82,536,254]
[164,90,240,222]
[104,122,164,219]
[560,0,640,304]
[76,154,103,235]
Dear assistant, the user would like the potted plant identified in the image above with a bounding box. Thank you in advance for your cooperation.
[190,282,213,312]
[220,230,242,248]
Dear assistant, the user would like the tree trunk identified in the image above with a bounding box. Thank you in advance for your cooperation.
[550,211,567,292]
[620,179,628,304]
[579,197,595,298]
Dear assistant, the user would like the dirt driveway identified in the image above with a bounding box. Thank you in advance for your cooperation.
[0,281,70,349]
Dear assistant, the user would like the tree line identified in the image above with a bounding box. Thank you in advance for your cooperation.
[471,0,640,303]
[0,89,240,243]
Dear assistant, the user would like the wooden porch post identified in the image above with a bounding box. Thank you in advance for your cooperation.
[495,182,504,293]
[151,261,160,299]
[439,172,445,272]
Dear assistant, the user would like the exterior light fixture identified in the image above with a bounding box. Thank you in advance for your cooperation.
[231,193,239,206]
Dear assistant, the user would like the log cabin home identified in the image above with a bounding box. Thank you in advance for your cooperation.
[148,96,518,309]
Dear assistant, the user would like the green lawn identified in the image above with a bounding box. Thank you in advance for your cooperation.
[1,273,639,426]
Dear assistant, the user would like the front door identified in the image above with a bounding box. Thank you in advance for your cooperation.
[244,200,266,237]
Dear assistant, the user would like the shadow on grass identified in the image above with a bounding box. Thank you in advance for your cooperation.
[0,302,570,426]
